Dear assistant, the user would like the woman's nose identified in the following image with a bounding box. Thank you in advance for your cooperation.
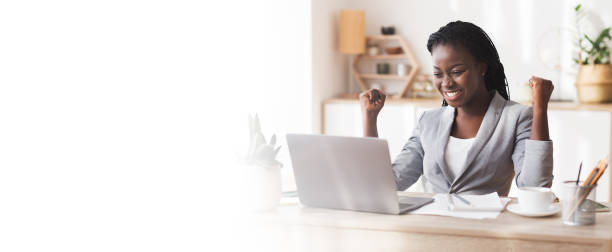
[441,75,453,88]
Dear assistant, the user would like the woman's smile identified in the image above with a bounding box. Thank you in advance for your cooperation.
[443,89,462,102]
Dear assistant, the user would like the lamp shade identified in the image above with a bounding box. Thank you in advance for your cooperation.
[338,9,365,54]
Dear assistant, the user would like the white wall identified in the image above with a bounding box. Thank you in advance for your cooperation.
[346,0,612,101]
[259,0,312,135]
[311,0,350,133]
[0,0,274,250]
[269,0,351,192]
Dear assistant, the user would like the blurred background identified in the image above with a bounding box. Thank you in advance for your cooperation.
[239,0,612,199]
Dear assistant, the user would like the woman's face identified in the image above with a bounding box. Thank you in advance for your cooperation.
[431,44,487,108]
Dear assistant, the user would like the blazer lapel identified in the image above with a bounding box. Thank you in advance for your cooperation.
[452,92,505,186]
[434,105,456,186]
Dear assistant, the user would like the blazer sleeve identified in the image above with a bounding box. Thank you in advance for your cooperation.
[512,106,554,187]
[392,112,425,191]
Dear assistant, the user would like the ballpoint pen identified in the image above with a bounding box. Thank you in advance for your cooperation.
[576,161,582,185]
[453,193,473,207]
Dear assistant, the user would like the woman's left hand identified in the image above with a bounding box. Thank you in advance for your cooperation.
[529,76,554,109]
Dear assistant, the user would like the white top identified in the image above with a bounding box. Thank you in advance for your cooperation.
[444,136,475,179]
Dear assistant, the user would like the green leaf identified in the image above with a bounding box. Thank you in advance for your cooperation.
[594,27,611,46]
[572,5,612,65]
[585,34,595,45]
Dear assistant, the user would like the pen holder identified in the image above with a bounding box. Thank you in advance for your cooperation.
[561,181,597,226]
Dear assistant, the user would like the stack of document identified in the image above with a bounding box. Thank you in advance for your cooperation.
[409,192,511,219]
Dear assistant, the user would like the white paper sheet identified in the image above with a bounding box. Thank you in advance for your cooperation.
[409,192,511,219]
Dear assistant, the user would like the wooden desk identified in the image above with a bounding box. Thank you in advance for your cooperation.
[242,193,612,252]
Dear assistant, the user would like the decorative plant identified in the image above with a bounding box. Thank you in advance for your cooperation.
[246,114,282,169]
[574,4,611,65]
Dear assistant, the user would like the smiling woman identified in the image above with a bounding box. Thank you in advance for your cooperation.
[428,22,508,109]
[359,21,555,196]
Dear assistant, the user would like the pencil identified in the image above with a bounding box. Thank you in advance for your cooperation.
[582,167,598,186]
[568,167,596,212]
[569,160,608,217]
[568,165,599,217]
[590,164,608,187]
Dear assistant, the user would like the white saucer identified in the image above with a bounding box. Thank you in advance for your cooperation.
[506,203,561,217]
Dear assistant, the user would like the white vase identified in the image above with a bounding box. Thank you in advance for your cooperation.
[243,164,281,211]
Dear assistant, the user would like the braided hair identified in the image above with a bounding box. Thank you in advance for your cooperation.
[427,21,510,106]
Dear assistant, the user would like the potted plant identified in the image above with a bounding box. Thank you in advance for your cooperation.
[242,114,283,211]
[574,4,612,103]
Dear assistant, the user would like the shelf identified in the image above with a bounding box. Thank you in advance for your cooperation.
[360,54,409,60]
[359,74,410,80]
[367,35,401,41]
[352,35,421,98]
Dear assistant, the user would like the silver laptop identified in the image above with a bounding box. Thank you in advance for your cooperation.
[286,134,432,214]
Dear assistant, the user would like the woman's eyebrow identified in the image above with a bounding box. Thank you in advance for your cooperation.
[449,63,465,68]
[433,63,465,70]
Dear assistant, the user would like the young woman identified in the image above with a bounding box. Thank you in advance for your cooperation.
[360,21,554,196]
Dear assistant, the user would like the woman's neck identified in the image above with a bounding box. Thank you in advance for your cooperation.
[456,89,492,118]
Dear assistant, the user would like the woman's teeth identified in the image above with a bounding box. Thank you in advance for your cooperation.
[446,91,459,97]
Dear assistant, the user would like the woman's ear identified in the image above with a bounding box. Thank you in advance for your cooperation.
[479,62,488,77]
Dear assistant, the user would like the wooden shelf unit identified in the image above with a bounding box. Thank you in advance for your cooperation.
[352,35,420,98]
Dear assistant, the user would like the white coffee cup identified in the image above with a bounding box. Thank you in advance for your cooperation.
[518,187,555,213]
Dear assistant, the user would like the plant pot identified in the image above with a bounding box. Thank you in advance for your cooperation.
[243,164,281,211]
[575,64,612,103]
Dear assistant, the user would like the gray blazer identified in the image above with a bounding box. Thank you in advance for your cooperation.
[392,91,553,196]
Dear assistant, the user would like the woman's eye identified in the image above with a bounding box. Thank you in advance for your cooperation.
[451,71,464,75]
[433,73,442,78]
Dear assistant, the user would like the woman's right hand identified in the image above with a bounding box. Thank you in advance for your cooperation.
[359,88,386,119]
